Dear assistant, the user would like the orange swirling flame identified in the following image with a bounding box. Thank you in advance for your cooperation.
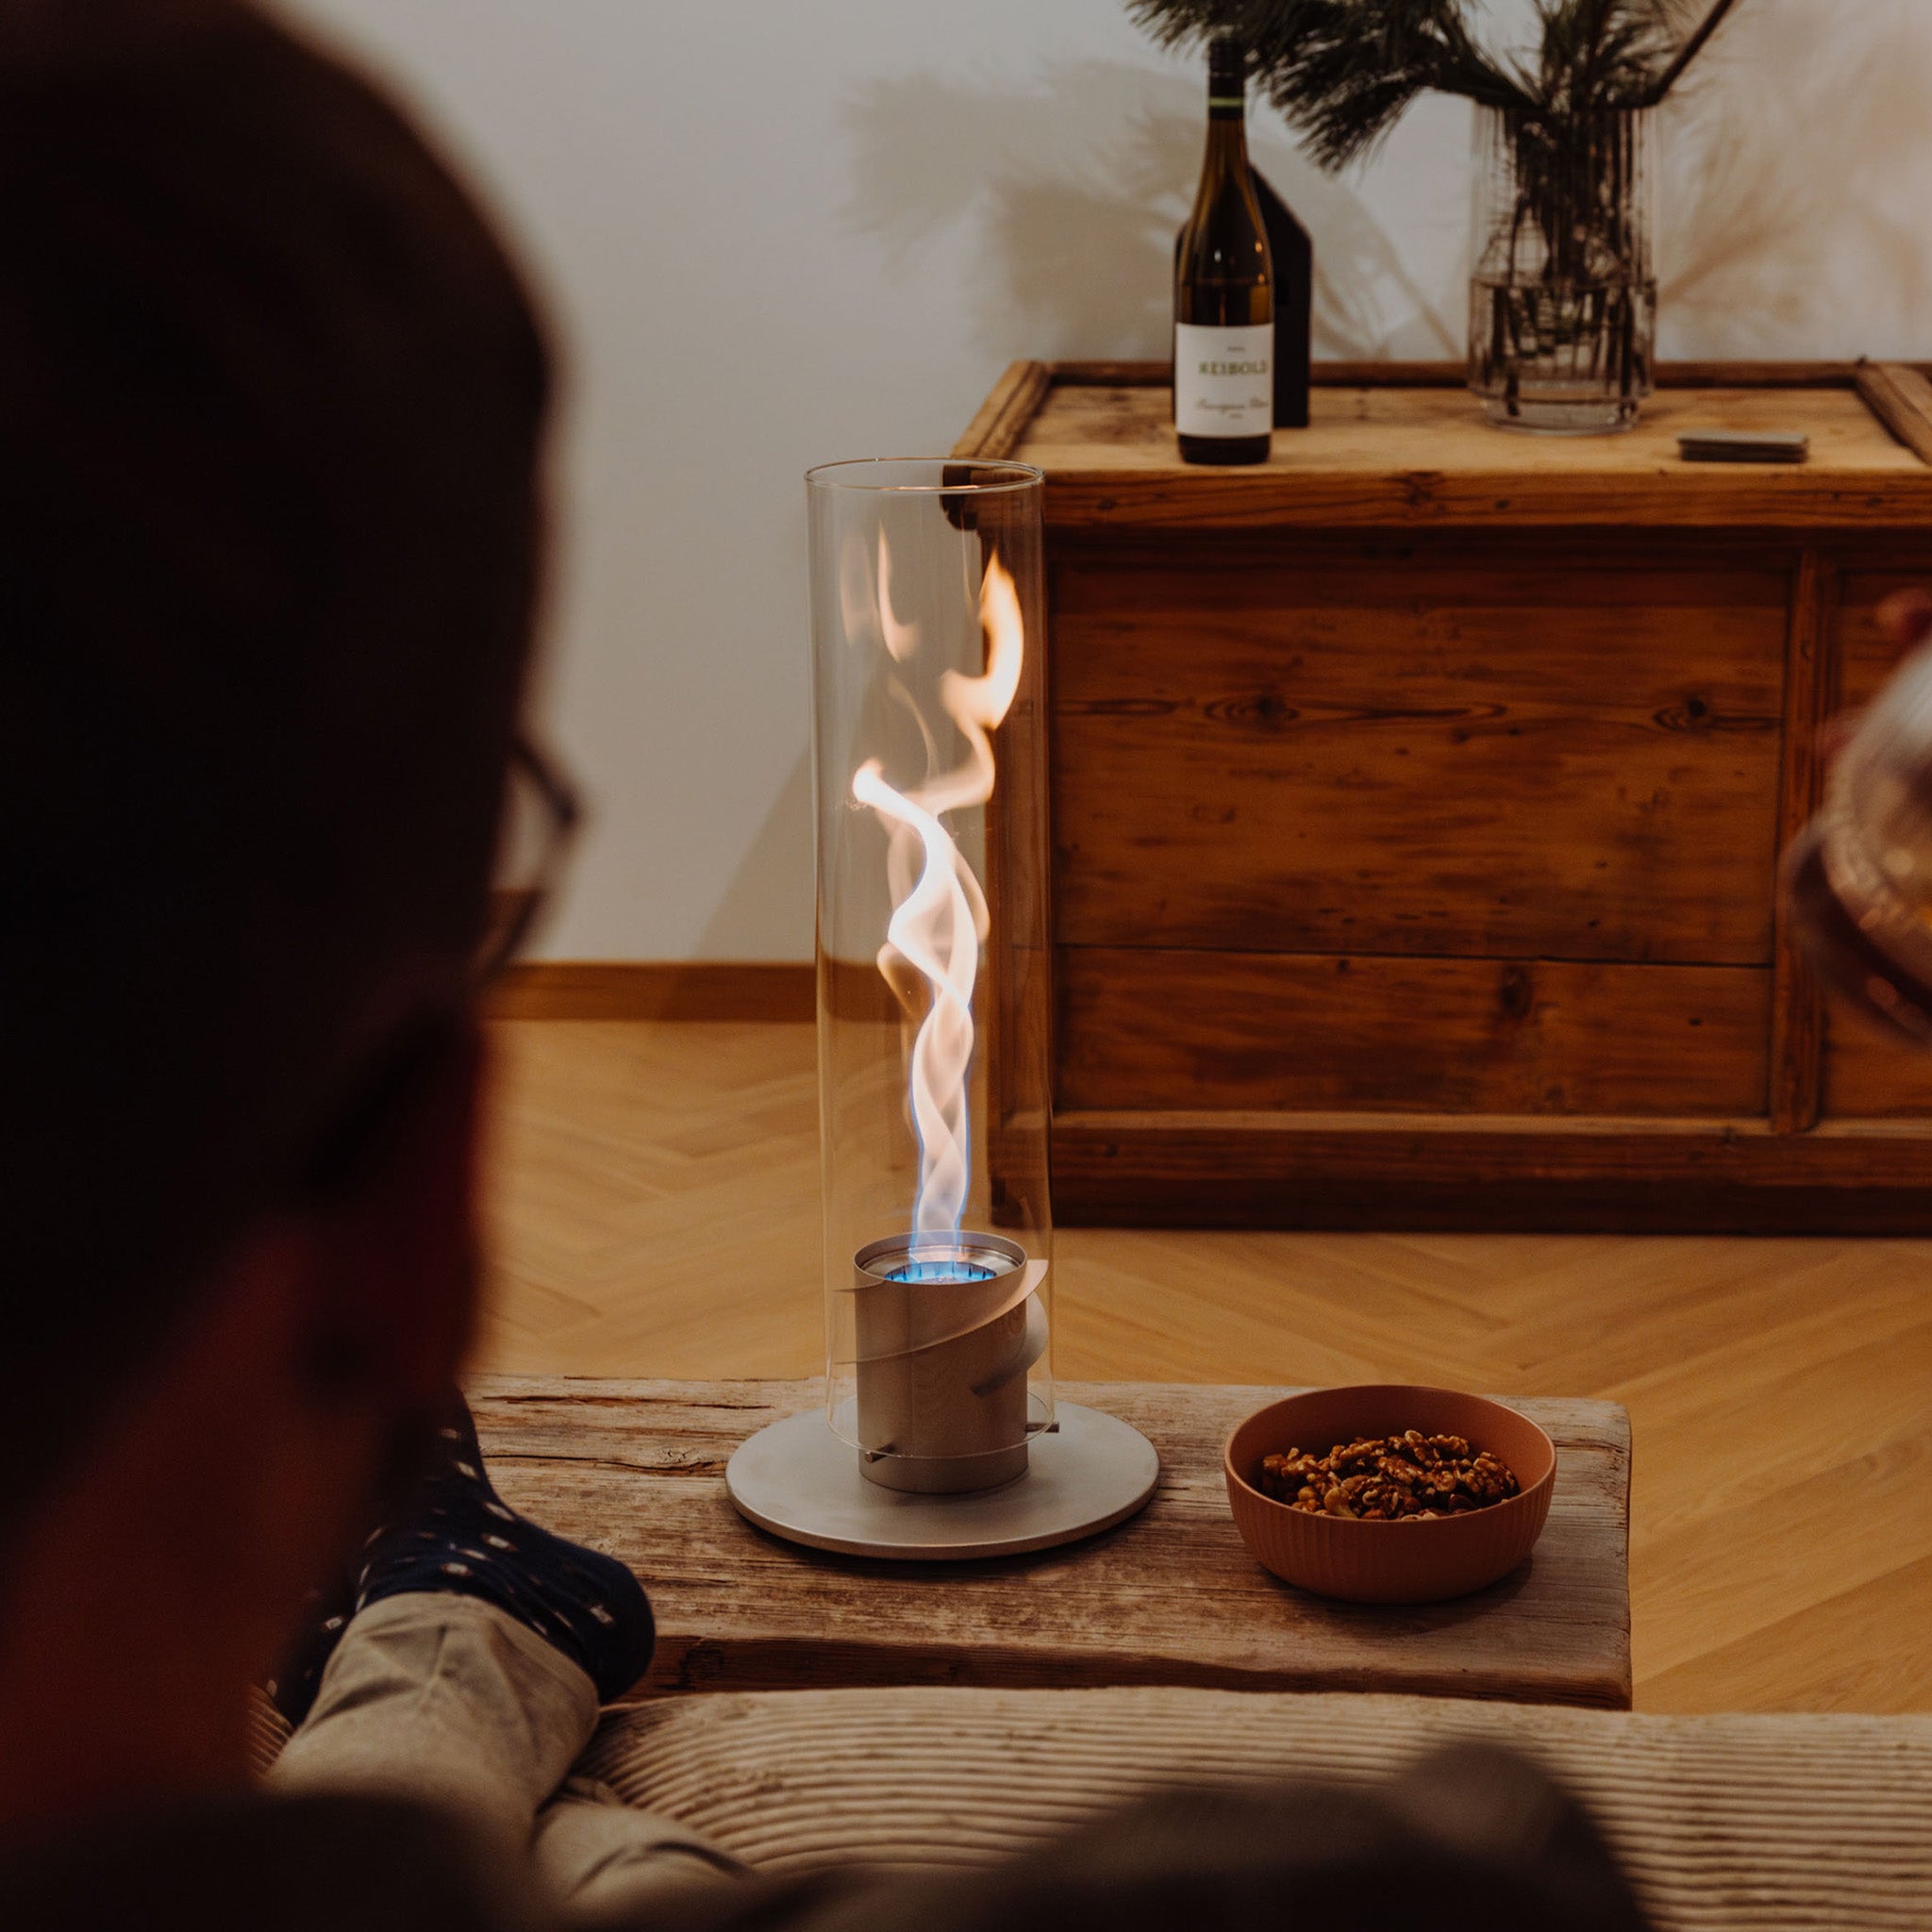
[851,551,1023,1241]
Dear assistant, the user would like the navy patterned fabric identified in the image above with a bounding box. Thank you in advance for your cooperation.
[269,1398,654,1724]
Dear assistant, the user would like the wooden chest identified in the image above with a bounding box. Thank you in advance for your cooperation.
[957,361,1932,1231]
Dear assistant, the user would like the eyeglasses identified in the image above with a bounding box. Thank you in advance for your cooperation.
[475,735,581,988]
[293,733,581,1201]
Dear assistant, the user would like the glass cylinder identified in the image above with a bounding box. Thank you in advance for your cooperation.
[805,458,1053,1495]
[1468,107,1657,435]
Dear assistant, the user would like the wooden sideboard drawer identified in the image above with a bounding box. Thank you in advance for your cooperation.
[962,361,1932,1230]
[1057,949,1769,1116]
[1052,538,1786,965]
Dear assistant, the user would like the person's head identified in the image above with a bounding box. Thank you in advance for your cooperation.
[0,0,551,1834]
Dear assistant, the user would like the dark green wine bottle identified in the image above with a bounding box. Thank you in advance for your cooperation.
[1173,33,1274,465]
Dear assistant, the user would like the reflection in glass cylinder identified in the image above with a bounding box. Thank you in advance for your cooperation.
[1787,638,1932,1046]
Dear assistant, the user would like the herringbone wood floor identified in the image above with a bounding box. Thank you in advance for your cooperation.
[478,1018,1932,1716]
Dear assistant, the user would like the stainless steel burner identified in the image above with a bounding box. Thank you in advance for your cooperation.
[851,1231,1045,1493]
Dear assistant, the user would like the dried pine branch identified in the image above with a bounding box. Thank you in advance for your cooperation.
[1128,1,1533,166]
[1127,0,1746,168]
[1533,0,1674,114]
[1641,0,1742,104]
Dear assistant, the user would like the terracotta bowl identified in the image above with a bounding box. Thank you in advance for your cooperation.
[1224,1385,1557,1605]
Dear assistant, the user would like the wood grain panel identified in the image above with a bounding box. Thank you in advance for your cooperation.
[1857,361,1932,466]
[951,359,1051,461]
[1049,1111,1932,1233]
[1051,548,1787,963]
[1015,385,1932,532]
[1058,949,1768,1117]
[1822,571,1932,1119]
[1825,1015,1932,1119]
[1767,551,1836,1134]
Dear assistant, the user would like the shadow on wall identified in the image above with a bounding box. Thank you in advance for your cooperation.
[841,58,1458,363]
[1658,0,1932,357]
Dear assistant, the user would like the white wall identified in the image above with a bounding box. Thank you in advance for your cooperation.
[285,0,1932,962]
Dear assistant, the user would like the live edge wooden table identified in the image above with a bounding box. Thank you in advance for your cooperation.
[474,1376,1633,1712]
[958,358,1932,1232]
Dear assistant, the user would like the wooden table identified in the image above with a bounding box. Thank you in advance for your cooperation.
[958,359,1932,1232]
[474,1376,1633,1711]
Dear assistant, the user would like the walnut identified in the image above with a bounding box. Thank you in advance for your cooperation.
[1254,1430,1522,1520]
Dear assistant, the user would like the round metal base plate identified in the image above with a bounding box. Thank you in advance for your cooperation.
[725,1402,1160,1560]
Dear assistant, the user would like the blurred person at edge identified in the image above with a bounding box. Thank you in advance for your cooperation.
[0,3,1653,1928]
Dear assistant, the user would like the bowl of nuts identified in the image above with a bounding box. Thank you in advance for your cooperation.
[1224,1386,1556,1605]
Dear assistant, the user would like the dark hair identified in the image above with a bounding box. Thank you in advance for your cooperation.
[0,0,550,1528]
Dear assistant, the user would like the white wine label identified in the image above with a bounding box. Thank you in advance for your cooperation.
[1174,322,1273,439]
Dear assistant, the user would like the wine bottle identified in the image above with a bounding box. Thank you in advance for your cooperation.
[1174,33,1274,465]
[1249,166,1312,430]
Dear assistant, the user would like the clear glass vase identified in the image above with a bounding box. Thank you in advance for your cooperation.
[804,458,1053,1495]
[1468,107,1657,435]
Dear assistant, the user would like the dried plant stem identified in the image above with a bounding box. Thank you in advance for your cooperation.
[1642,0,1741,106]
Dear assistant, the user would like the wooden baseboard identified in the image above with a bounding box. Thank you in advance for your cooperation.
[489,962,814,1023]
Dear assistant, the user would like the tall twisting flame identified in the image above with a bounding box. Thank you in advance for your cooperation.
[853,550,1024,1241]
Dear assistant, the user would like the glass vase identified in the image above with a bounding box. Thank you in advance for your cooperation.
[804,458,1053,1495]
[1468,106,1657,435]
